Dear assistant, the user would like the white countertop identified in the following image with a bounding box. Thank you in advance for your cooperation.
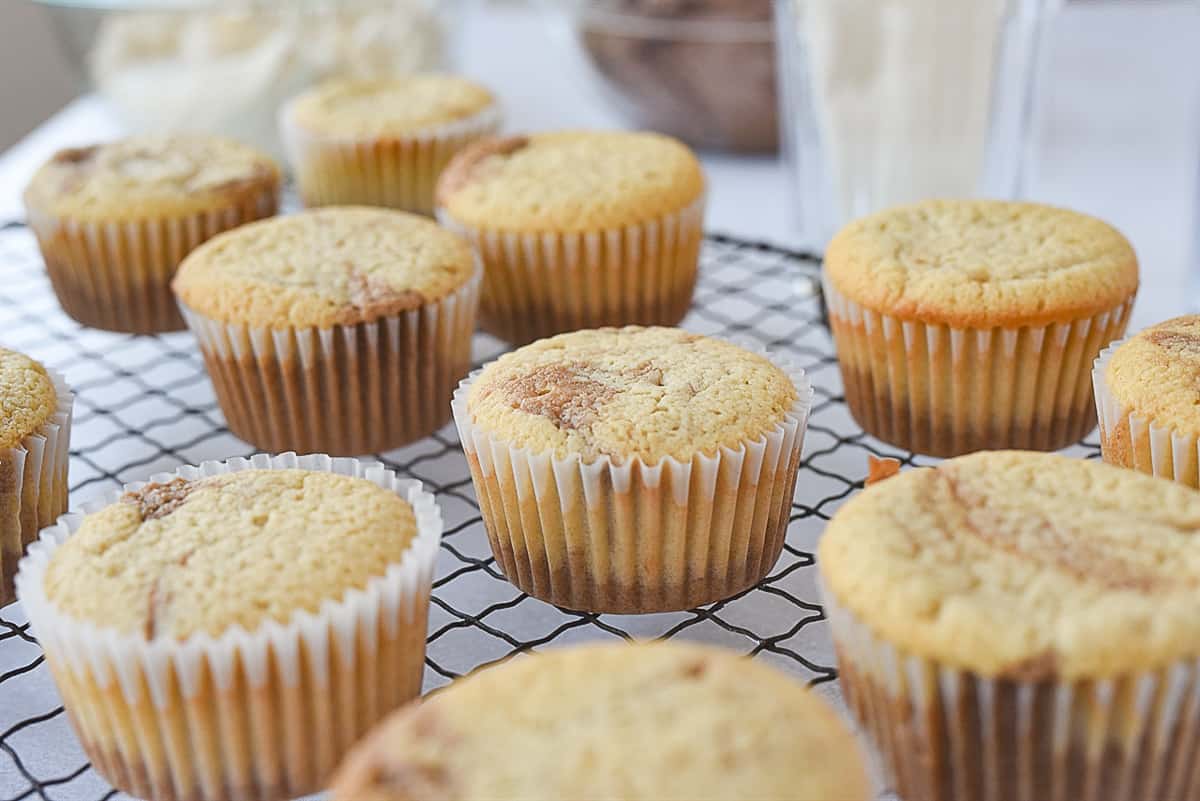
[1,1,1197,329]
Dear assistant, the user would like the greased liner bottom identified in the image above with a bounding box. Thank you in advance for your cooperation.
[0,368,72,607]
[824,279,1134,457]
[822,587,1200,801]
[282,104,501,216]
[26,187,278,334]
[1093,337,1200,487]
[16,453,442,801]
[437,195,705,345]
[180,265,480,457]
[450,350,811,613]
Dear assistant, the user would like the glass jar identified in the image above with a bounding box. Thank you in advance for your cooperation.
[775,0,1056,248]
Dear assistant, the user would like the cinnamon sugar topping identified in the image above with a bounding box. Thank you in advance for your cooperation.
[122,477,199,521]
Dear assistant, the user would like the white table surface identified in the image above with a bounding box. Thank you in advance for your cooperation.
[2,2,1198,332]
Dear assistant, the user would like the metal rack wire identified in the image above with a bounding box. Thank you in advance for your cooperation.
[0,218,1101,801]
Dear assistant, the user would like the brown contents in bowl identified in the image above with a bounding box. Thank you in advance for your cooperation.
[579,0,778,153]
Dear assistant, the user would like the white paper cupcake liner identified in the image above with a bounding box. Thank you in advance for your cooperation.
[450,346,811,613]
[281,102,502,216]
[823,278,1134,457]
[180,261,481,457]
[437,193,706,345]
[26,186,279,334]
[1,366,72,608]
[16,452,442,801]
[821,585,1200,801]
[1093,336,1200,486]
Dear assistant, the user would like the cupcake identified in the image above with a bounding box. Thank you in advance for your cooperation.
[282,75,501,215]
[824,200,1138,457]
[0,348,72,606]
[16,453,441,801]
[330,641,872,801]
[820,450,1200,801]
[172,207,480,456]
[452,326,811,613]
[24,134,280,334]
[436,131,707,345]
[1095,315,1200,486]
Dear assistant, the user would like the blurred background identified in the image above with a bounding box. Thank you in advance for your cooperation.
[1,0,1198,324]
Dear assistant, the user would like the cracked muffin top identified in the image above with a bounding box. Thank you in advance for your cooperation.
[24,134,280,221]
[466,327,800,464]
[1105,315,1200,437]
[287,75,497,138]
[819,450,1200,680]
[824,200,1138,328]
[0,348,57,450]
[42,469,416,640]
[329,641,872,801]
[172,207,476,328]
[436,130,705,232]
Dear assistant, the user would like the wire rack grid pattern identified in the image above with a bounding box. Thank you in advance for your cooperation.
[0,219,1100,801]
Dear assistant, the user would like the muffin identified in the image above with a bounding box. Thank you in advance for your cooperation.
[451,326,811,613]
[819,450,1200,801]
[1094,315,1200,486]
[436,130,706,345]
[0,348,72,607]
[24,134,280,334]
[824,200,1138,457]
[172,207,480,456]
[16,454,442,801]
[281,75,501,215]
[330,641,872,801]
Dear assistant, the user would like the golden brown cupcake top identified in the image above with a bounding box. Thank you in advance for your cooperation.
[0,348,57,450]
[172,207,476,329]
[819,450,1200,680]
[43,470,417,640]
[436,130,705,232]
[466,327,798,463]
[824,200,1138,328]
[330,642,872,801]
[23,134,280,221]
[287,75,496,138]
[1106,315,1200,437]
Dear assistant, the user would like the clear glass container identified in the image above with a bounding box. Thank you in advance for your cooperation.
[34,0,469,159]
[775,0,1056,248]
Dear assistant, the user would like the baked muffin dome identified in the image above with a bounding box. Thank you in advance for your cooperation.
[0,348,58,450]
[824,199,1139,329]
[437,130,705,233]
[44,469,417,639]
[330,642,872,801]
[172,206,476,329]
[820,450,1200,679]
[466,326,798,463]
[24,134,279,221]
[1104,315,1200,437]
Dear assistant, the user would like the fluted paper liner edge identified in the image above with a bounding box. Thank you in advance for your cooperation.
[823,276,1134,456]
[179,259,482,456]
[26,187,279,334]
[436,194,706,345]
[821,581,1200,801]
[1,367,72,607]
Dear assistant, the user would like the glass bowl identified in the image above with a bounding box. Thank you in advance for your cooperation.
[35,0,469,159]
[549,0,778,154]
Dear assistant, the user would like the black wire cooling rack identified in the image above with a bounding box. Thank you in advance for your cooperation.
[0,218,1101,801]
